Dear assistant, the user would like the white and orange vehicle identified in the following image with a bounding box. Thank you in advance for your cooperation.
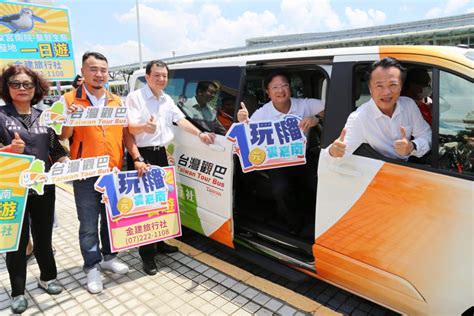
[129,46,473,315]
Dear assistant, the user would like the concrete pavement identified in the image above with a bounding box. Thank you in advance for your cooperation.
[0,186,340,315]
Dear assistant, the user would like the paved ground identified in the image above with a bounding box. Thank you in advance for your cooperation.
[0,187,339,315]
[178,231,399,316]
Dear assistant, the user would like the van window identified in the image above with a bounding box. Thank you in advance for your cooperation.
[438,71,474,175]
[243,68,326,116]
[168,67,242,135]
[353,64,371,108]
[134,76,146,91]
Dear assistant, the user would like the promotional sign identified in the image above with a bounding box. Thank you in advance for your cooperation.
[94,166,181,252]
[226,115,307,173]
[170,127,234,247]
[0,152,34,253]
[0,1,75,80]
[19,156,110,194]
[40,101,128,134]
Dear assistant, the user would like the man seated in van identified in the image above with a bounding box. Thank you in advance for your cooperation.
[237,70,324,236]
[217,96,235,131]
[327,57,431,160]
[401,67,432,125]
[180,81,226,134]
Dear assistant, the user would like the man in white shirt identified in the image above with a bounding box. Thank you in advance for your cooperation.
[328,57,431,160]
[126,60,215,276]
[237,71,325,236]
[180,81,226,135]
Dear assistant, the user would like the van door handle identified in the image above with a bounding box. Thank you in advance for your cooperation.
[329,164,362,177]
[208,144,225,152]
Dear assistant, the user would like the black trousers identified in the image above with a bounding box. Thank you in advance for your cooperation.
[264,151,318,231]
[127,146,168,261]
[6,187,57,297]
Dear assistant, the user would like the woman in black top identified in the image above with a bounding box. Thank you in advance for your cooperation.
[0,65,69,314]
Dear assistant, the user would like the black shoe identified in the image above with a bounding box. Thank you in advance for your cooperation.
[142,259,157,276]
[155,242,178,254]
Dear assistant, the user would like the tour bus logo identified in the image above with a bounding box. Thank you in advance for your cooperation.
[39,101,66,135]
[19,160,47,195]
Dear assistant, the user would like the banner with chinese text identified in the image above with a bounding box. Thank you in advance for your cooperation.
[0,152,34,253]
[19,156,110,195]
[226,115,307,172]
[40,101,128,135]
[0,1,75,80]
[95,166,181,252]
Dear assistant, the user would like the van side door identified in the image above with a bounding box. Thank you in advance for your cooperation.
[167,66,243,248]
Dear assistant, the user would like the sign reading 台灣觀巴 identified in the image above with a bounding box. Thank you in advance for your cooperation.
[19,156,110,195]
[94,166,181,252]
[40,101,128,135]
[0,2,75,80]
[0,152,34,253]
[226,115,307,173]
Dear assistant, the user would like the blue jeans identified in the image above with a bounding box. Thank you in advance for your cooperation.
[73,177,115,272]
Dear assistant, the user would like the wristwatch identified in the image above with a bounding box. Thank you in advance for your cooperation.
[410,141,417,155]
[134,156,145,163]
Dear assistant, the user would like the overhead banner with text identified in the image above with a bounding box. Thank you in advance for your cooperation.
[0,1,75,80]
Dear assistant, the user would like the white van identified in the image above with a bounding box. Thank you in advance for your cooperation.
[129,45,473,315]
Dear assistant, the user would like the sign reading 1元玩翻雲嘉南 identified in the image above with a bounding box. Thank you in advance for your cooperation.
[94,166,182,252]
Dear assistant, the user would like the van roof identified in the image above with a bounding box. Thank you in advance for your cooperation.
[131,45,473,76]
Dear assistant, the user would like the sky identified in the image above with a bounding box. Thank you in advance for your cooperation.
[19,0,474,69]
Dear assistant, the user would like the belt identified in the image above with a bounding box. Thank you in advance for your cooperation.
[139,146,164,151]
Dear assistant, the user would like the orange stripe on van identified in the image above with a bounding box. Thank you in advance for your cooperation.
[315,163,472,311]
[209,219,234,249]
[379,46,474,78]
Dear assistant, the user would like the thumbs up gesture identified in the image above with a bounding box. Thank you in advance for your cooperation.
[11,132,25,154]
[328,129,346,158]
[144,115,157,134]
[394,127,414,156]
[237,102,249,123]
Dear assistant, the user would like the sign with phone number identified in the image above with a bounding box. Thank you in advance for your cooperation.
[95,166,181,252]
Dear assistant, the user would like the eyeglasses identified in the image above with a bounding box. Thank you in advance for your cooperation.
[8,81,35,90]
[269,83,290,92]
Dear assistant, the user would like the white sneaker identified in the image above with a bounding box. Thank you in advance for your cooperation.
[86,267,103,294]
[100,258,129,275]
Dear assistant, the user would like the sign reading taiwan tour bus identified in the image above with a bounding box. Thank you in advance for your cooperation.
[0,1,75,80]
[94,166,181,252]
[40,101,128,135]
[0,152,34,253]
[226,115,307,173]
[19,156,110,195]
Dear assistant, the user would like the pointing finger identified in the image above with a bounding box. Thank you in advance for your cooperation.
[240,102,247,110]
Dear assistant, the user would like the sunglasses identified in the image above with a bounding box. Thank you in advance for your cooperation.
[8,81,35,90]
